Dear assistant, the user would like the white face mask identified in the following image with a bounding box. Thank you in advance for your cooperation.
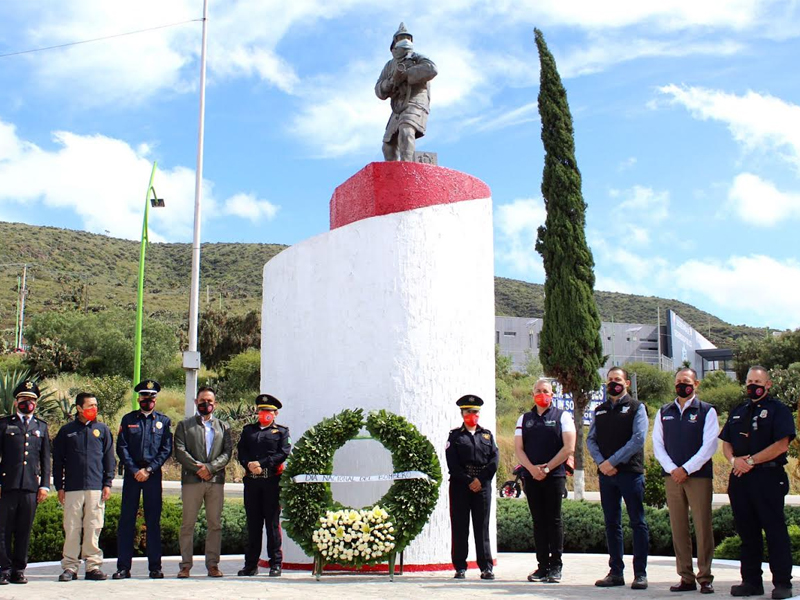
[392,39,413,58]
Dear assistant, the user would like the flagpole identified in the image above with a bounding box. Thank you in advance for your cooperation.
[184,0,208,416]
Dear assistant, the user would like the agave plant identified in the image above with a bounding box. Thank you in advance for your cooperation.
[214,401,255,424]
[0,368,55,417]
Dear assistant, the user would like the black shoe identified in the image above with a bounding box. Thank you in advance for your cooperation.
[112,569,131,580]
[480,569,495,580]
[731,582,764,597]
[670,580,697,592]
[0,571,9,585]
[595,572,625,587]
[268,566,282,577]
[700,582,714,594]
[85,569,107,581]
[772,585,794,600]
[9,571,27,584]
[454,569,466,579]
[631,575,648,590]
[546,566,562,583]
[58,569,78,582]
[238,567,258,576]
[149,570,164,579]
[527,567,548,582]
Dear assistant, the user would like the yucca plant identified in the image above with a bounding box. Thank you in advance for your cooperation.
[0,368,54,416]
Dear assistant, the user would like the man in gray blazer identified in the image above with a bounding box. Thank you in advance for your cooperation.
[173,386,232,578]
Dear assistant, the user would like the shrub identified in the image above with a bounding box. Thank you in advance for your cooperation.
[626,362,673,409]
[81,374,131,422]
[0,352,26,373]
[218,348,261,402]
[701,382,744,415]
[644,455,666,508]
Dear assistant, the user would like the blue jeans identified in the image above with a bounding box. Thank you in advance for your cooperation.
[599,471,649,577]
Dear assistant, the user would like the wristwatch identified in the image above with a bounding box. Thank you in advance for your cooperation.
[745,456,755,466]
[543,465,550,474]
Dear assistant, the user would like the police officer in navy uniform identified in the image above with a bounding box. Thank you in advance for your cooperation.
[720,365,796,600]
[113,380,173,580]
[446,394,499,581]
[0,380,50,585]
[236,394,291,578]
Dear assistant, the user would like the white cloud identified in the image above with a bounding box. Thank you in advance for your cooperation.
[222,193,279,222]
[0,118,278,240]
[615,185,670,222]
[494,198,546,277]
[618,157,637,171]
[677,255,800,327]
[728,173,800,226]
[658,84,800,170]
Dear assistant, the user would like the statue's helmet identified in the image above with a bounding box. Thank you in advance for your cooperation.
[390,22,413,50]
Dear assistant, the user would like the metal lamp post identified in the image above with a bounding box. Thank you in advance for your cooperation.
[132,161,165,409]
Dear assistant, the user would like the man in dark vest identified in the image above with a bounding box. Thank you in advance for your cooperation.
[0,380,50,585]
[720,365,795,599]
[514,378,575,584]
[587,366,649,590]
[652,367,718,594]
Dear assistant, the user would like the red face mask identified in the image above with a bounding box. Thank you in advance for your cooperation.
[82,406,98,421]
[258,411,275,427]
[463,413,479,428]
[533,392,552,408]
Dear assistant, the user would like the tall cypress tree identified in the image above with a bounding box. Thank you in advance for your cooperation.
[533,28,604,499]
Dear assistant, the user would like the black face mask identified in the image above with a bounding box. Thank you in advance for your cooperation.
[197,402,214,415]
[18,400,35,415]
[746,383,766,400]
[606,381,625,397]
[139,399,156,412]
[676,383,695,399]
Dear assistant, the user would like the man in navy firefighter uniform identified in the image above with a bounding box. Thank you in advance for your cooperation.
[446,394,499,581]
[720,365,796,600]
[0,380,50,585]
[236,394,291,578]
[113,380,173,580]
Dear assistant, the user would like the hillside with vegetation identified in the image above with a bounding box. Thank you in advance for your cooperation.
[1,221,767,347]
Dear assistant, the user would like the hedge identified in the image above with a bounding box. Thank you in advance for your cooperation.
[29,495,246,563]
[497,498,800,564]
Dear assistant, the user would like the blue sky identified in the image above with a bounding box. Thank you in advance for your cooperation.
[1,1,799,330]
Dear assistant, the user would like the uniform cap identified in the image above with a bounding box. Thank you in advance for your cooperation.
[255,394,282,410]
[134,379,161,395]
[13,379,40,400]
[456,394,484,410]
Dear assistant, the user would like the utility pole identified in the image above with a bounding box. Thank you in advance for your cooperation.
[656,305,662,371]
[17,264,28,349]
[14,276,21,349]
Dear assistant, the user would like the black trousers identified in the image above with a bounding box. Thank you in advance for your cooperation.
[243,476,282,569]
[449,481,493,572]
[0,490,37,573]
[728,468,792,587]
[117,471,163,571]
[523,475,566,570]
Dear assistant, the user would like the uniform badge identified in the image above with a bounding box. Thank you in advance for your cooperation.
[525,420,533,428]
[760,409,768,419]
[33,430,41,437]
[93,429,101,438]
[25,381,33,390]
[147,381,155,389]
[689,413,698,422]
[483,433,490,439]
[156,421,163,429]
[621,406,630,414]
[271,428,279,433]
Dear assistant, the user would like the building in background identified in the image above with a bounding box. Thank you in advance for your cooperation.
[496,309,734,379]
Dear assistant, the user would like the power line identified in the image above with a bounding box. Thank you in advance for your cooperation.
[0,18,203,59]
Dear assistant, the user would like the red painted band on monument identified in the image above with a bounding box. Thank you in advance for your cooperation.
[330,162,491,230]
[268,559,498,572]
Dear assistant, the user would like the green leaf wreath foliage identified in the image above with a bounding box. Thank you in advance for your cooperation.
[281,408,442,564]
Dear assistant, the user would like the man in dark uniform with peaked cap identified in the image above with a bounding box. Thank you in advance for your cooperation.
[113,379,173,580]
[446,394,498,581]
[0,380,50,585]
[237,394,291,578]
[720,365,796,600]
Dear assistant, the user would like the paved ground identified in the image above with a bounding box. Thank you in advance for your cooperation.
[4,553,799,599]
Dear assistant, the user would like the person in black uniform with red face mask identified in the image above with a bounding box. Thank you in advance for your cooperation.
[720,365,796,600]
[236,394,291,578]
[446,394,499,581]
[0,380,50,585]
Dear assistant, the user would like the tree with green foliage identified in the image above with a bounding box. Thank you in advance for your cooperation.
[198,309,261,369]
[625,361,673,409]
[533,28,604,499]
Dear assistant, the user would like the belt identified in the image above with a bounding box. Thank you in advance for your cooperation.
[246,471,274,479]
[465,464,483,478]
[753,461,780,469]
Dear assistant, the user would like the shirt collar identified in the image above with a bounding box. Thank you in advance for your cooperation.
[673,396,698,411]
[16,412,31,421]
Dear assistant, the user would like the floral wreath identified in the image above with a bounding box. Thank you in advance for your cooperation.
[281,408,442,566]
